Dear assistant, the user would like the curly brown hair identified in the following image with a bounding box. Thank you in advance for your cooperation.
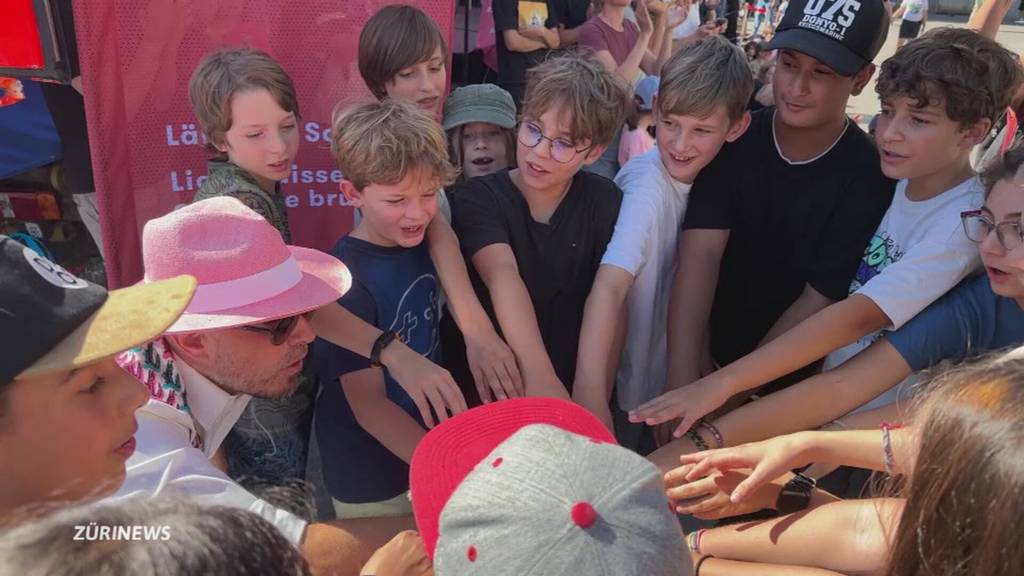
[875,28,1023,129]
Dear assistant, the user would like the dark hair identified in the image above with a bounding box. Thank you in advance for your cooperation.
[875,28,1023,129]
[980,143,1024,198]
[882,351,1024,576]
[358,4,448,100]
[188,47,300,154]
[0,499,310,576]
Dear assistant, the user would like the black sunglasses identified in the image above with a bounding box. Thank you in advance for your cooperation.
[239,314,305,346]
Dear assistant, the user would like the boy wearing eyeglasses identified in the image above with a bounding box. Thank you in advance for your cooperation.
[636,28,1024,469]
[450,53,629,398]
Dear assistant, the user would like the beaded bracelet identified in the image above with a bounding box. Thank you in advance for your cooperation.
[881,422,902,475]
[698,419,725,449]
[686,528,707,554]
[685,429,709,452]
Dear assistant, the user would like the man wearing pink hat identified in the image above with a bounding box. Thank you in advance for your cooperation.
[110,197,413,573]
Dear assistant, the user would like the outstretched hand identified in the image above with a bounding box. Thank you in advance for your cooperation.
[628,376,733,439]
[677,432,817,504]
[387,342,467,428]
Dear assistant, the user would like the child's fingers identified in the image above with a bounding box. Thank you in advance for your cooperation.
[412,391,436,429]
[472,367,493,404]
[505,359,525,397]
[730,469,769,503]
[489,368,510,401]
[671,414,694,438]
[425,386,451,425]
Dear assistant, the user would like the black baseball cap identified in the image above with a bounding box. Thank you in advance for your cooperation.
[766,0,890,76]
[0,236,196,384]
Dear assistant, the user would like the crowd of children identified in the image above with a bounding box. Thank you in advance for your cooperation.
[3,0,1024,574]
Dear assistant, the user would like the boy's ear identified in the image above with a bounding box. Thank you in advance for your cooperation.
[581,143,609,167]
[850,63,877,97]
[340,180,364,207]
[725,111,752,142]
[961,117,994,148]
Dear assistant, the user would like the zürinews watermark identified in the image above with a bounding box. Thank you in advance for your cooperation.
[73,523,172,541]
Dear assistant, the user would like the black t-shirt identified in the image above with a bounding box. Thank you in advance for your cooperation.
[553,0,590,29]
[493,0,559,102]
[682,107,895,371]
[451,169,622,391]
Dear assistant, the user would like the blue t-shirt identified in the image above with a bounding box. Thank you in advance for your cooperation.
[888,274,1024,371]
[312,235,440,503]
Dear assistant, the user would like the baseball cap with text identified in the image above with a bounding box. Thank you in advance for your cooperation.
[767,0,889,76]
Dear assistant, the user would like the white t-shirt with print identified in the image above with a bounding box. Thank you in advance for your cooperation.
[603,148,692,410]
[902,0,927,22]
[824,177,984,404]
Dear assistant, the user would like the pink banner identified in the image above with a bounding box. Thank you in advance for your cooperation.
[71,0,456,287]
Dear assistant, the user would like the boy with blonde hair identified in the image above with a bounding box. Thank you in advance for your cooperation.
[452,53,628,398]
[313,99,457,519]
[574,35,752,445]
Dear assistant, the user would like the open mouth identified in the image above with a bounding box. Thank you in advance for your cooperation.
[471,157,495,167]
[401,224,425,238]
[669,151,696,165]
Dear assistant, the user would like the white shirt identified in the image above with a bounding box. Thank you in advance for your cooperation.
[825,177,983,408]
[603,148,692,410]
[108,354,308,544]
[902,0,927,22]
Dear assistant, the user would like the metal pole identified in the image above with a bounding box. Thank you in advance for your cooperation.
[463,0,472,84]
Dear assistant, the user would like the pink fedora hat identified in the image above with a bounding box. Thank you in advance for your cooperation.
[142,196,351,333]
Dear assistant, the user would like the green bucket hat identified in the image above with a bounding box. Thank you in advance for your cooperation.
[442,84,517,131]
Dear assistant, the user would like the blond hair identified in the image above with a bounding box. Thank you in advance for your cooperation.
[520,53,629,148]
[188,48,300,154]
[331,99,457,190]
[658,35,753,122]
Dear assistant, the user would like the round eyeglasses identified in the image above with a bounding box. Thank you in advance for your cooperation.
[517,121,593,164]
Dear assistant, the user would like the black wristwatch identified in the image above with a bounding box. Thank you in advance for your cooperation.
[775,472,816,514]
[369,331,400,368]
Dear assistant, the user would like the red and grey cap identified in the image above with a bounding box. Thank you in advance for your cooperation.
[410,398,689,576]
[767,0,890,76]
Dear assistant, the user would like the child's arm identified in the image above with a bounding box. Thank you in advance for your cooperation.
[695,558,846,576]
[891,4,905,19]
[573,265,635,429]
[311,304,466,428]
[664,230,729,400]
[633,293,891,437]
[342,369,426,463]
[471,244,568,398]
[679,426,915,505]
[968,0,1013,38]
[426,217,523,401]
[697,498,900,574]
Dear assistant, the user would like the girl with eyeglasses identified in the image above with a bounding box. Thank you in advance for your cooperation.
[660,144,1024,525]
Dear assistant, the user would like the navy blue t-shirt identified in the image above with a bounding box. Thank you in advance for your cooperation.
[312,235,440,503]
[887,274,1024,371]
